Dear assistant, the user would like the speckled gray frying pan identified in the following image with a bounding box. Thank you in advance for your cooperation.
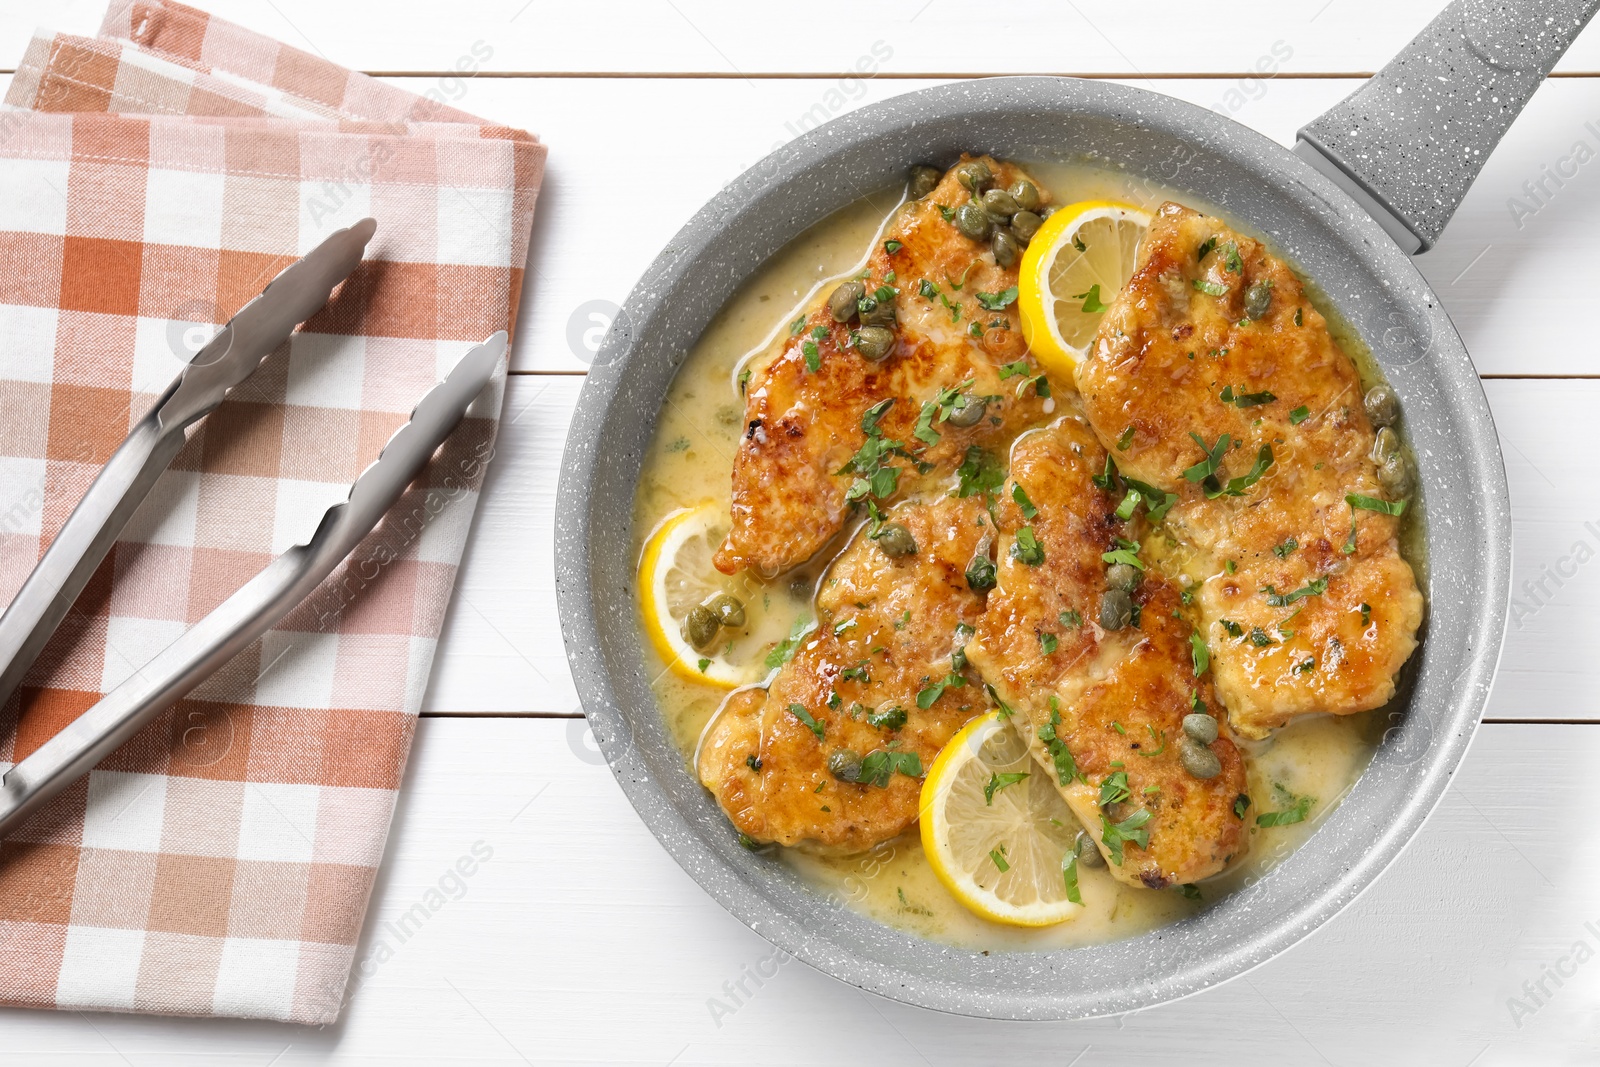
[556,0,1595,1019]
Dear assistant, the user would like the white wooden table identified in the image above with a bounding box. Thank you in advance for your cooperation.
[3,1,1598,1062]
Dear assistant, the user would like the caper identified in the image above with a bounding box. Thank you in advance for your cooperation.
[1179,737,1222,779]
[828,749,864,783]
[1099,589,1133,631]
[789,574,812,600]
[907,163,942,200]
[954,200,993,241]
[1182,713,1218,745]
[1009,180,1041,213]
[1373,426,1401,461]
[853,325,896,362]
[1378,452,1414,498]
[965,553,997,591]
[707,592,746,628]
[1010,210,1043,242]
[828,280,866,323]
[945,394,986,427]
[991,228,1022,268]
[681,604,721,652]
[858,295,897,329]
[1075,832,1106,868]
[1105,562,1142,593]
[876,522,918,558]
[1243,281,1273,320]
[954,160,993,193]
[981,188,1020,219]
[1364,383,1400,427]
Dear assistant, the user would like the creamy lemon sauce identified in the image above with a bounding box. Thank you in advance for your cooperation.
[630,162,1414,952]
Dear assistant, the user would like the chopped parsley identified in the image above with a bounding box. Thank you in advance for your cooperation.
[997,360,1031,379]
[965,553,997,591]
[1060,610,1082,628]
[1011,527,1045,565]
[1073,284,1108,313]
[1248,626,1276,647]
[1256,794,1314,827]
[956,446,1006,498]
[984,771,1030,805]
[1062,855,1081,903]
[1099,770,1131,807]
[789,316,807,336]
[787,703,824,740]
[1289,405,1310,425]
[802,340,821,373]
[867,704,907,731]
[1190,632,1210,676]
[697,657,710,672]
[1233,794,1251,819]
[1220,384,1276,408]
[914,378,976,446]
[1196,236,1217,261]
[916,672,967,709]
[1116,425,1136,450]
[990,847,1010,873]
[1220,619,1244,638]
[765,616,816,669]
[1177,883,1202,902]
[1293,657,1317,675]
[1347,493,1408,516]
[1012,483,1038,520]
[1101,809,1152,865]
[1360,602,1373,627]
[745,755,762,772]
[1294,307,1304,326]
[885,239,903,255]
[975,285,1019,311]
[1262,576,1329,606]
[1192,277,1229,296]
[1120,476,1178,522]
[857,748,923,788]
[838,399,902,505]
[1220,241,1243,273]
[1184,432,1231,486]
[1273,537,1298,559]
[1101,536,1145,571]
[1215,444,1274,497]
[1039,632,1058,655]
[1038,704,1078,785]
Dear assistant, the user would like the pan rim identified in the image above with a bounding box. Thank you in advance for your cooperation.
[554,74,1512,1020]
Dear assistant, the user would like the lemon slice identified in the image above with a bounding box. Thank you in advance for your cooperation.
[920,711,1085,926]
[1018,200,1152,375]
[638,503,765,689]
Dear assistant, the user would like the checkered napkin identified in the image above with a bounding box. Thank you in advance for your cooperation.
[0,2,543,1024]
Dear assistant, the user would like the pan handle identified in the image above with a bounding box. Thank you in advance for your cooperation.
[1295,0,1600,252]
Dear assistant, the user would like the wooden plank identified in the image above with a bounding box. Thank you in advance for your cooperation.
[30,0,1600,77]
[423,375,1600,722]
[0,716,1588,1063]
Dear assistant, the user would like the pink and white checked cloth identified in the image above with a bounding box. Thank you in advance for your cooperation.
[0,1,544,1023]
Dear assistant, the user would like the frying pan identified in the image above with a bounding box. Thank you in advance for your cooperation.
[556,0,1591,1019]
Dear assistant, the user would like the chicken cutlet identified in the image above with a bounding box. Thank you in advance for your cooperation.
[698,495,993,851]
[1075,203,1424,738]
[714,155,1054,578]
[965,415,1249,889]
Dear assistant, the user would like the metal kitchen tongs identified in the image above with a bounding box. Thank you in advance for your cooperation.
[0,217,506,835]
